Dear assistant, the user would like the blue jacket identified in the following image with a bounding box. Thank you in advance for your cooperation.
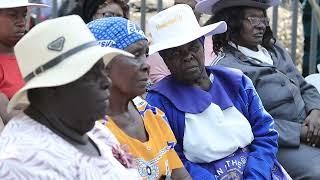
[146,66,279,180]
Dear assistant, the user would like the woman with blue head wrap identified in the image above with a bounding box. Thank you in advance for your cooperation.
[88,17,191,180]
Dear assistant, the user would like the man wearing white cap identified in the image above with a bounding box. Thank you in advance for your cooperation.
[0,15,140,179]
[0,0,48,126]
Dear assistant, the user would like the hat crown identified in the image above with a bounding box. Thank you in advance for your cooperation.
[88,17,146,50]
[148,4,200,47]
[14,15,96,79]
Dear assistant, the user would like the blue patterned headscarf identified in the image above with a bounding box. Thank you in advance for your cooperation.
[87,17,147,50]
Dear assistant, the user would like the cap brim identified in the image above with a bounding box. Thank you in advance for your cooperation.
[8,46,133,112]
[149,21,227,55]
[0,3,49,9]
[195,0,281,15]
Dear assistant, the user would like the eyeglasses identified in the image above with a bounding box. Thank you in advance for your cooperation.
[245,17,270,26]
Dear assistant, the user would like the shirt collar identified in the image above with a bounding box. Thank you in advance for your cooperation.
[149,67,234,113]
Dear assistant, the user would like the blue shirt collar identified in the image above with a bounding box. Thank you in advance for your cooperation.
[149,67,234,113]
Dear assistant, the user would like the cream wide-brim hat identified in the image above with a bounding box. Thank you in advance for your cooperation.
[0,0,48,8]
[8,15,133,112]
[148,4,227,55]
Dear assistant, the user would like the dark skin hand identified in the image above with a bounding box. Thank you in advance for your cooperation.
[303,109,320,147]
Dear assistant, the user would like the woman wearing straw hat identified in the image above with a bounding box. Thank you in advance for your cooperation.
[88,17,192,180]
[195,0,320,178]
[146,4,290,179]
[0,15,140,179]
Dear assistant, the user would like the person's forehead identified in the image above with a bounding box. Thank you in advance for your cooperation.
[0,7,27,13]
[125,40,148,51]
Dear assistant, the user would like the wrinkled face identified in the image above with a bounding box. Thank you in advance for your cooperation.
[0,7,27,47]
[93,2,124,20]
[237,8,268,50]
[107,40,150,97]
[55,60,111,134]
[160,40,205,84]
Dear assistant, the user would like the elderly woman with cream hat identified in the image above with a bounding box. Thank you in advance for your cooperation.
[196,0,320,179]
[0,15,140,179]
[146,4,290,179]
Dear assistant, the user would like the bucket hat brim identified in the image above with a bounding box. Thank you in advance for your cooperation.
[149,21,227,55]
[8,46,132,112]
[0,2,48,9]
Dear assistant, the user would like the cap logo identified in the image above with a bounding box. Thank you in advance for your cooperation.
[48,37,65,51]
[127,21,145,37]
[156,15,182,30]
[98,40,116,47]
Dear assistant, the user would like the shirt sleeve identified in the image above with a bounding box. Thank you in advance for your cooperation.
[240,75,279,180]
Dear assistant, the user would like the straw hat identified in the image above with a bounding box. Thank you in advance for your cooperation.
[8,15,133,112]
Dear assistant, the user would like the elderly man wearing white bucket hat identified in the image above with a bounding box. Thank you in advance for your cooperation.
[146,4,291,180]
[0,15,141,179]
[0,0,48,127]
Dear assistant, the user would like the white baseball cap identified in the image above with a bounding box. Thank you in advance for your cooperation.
[148,4,227,55]
[8,15,133,112]
[0,0,48,9]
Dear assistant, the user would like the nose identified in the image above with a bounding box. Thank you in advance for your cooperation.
[15,16,26,28]
[256,21,266,30]
[140,62,150,74]
[184,53,193,62]
[101,75,112,91]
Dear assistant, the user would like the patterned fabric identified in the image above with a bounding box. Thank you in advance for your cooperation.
[100,99,183,180]
[0,113,140,180]
[199,147,291,180]
[88,17,146,50]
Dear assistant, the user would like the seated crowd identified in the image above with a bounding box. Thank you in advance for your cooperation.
[0,0,319,179]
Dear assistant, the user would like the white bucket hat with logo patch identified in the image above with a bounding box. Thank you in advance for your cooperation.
[148,4,227,55]
[8,15,133,112]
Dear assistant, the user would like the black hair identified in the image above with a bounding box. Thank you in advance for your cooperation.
[60,0,129,23]
[207,6,276,54]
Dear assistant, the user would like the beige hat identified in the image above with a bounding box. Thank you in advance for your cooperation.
[148,4,227,55]
[0,0,48,9]
[8,15,133,112]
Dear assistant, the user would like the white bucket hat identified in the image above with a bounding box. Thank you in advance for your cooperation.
[148,4,227,55]
[8,15,133,112]
[195,0,281,15]
[0,0,48,8]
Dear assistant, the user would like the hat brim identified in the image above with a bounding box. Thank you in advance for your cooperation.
[0,3,49,9]
[8,46,133,112]
[149,21,227,55]
[195,0,281,15]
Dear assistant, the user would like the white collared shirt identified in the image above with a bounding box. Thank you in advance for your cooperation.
[229,42,274,65]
